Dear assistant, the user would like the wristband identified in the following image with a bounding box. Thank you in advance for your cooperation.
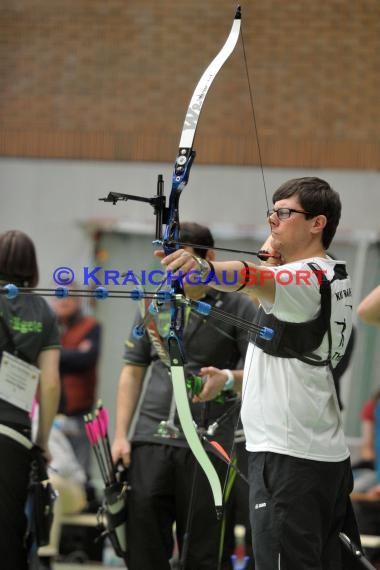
[207,260,215,275]
[236,260,250,292]
[222,369,235,391]
[192,256,212,281]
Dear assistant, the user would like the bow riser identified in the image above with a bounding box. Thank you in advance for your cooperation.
[164,148,195,255]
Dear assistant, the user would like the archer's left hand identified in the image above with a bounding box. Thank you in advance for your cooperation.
[156,248,197,276]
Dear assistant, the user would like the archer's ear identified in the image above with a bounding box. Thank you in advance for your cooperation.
[311,214,327,235]
[206,249,216,262]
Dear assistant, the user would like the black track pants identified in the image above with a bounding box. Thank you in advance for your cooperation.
[248,452,353,570]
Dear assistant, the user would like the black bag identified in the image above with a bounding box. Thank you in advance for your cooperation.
[28,445,57,547]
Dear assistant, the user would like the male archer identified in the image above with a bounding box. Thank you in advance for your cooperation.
[161,178,361,570]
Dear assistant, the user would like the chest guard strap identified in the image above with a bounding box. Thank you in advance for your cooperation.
[253,263,348,367]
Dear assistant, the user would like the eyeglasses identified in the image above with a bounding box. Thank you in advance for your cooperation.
[267,207,312,220]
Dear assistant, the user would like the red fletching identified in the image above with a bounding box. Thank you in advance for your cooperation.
[210,440,231,463]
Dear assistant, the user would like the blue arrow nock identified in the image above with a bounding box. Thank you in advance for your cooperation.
[259,326,274,341]
[3,283,19,299]
[130,288,144,300]
[156,290,172,302]
[54,286,69,298]
[93,287,109,300]
[193,300,211,316]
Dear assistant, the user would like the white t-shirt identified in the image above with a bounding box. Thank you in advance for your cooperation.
[241,256,352,462]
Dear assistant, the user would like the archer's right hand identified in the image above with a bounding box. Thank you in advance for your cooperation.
[111,436,131,468]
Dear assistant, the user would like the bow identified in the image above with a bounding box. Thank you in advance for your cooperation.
[100,6,243,520]
[163,6,242,520]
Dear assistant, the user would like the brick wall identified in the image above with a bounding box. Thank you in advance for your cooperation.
[0,0,379,168]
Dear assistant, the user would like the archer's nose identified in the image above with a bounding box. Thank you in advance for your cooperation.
[267,211,278,227]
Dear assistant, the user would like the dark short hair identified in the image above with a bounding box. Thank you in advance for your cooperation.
[272,177,341,249]
[179,222,214,259]
[0,230,39,287]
